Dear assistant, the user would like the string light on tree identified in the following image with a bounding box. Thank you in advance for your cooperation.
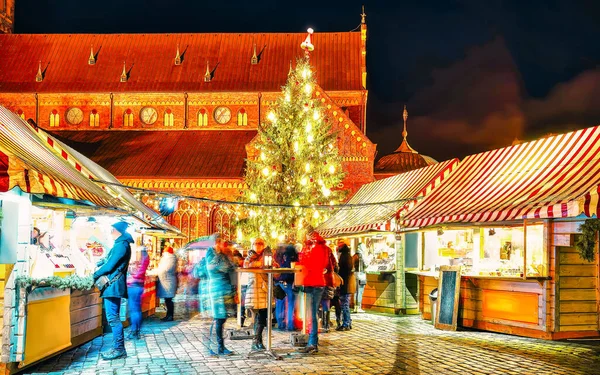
[236,28,346,243]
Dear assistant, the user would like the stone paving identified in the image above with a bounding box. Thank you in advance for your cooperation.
[24,308,600,375]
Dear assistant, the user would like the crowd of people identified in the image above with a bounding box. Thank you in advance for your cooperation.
[93,224,370,360]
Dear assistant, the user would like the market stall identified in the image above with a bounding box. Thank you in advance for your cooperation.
[403,125,600,339]
[0,106,179,373]
[317,159,459,314]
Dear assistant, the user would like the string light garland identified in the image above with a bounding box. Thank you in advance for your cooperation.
[91,178,421,210]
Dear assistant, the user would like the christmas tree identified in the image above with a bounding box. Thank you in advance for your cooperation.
[236,33,346,244]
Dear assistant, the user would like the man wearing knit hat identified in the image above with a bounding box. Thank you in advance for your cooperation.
[94,221,133,360]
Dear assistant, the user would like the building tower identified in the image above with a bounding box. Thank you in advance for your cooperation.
[0,0,14,34]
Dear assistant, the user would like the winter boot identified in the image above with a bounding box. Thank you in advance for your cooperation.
[323,311,331,333]
[256,324,266,350]
[251,320,263,351]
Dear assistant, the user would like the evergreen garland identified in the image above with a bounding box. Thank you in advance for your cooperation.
[576,219,600,262]
[15,275,95,291]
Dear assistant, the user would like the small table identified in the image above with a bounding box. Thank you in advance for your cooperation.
[235,267,298,360]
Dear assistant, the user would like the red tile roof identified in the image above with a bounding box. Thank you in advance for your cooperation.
[0,32,363,93]
[50,130,257,179]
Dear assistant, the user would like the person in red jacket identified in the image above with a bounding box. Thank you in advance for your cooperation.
[126,246,150,340]
[297,231,332,354]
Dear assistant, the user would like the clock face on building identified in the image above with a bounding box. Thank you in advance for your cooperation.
[140,107,158,125]
[65,107,83,125]
[214,106,231,124]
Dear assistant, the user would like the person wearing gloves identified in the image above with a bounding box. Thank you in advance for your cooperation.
[94,221,133,360]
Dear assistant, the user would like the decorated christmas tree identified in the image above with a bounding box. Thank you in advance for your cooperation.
[236,30,346,244]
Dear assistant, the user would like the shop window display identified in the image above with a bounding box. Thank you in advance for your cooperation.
[422,224,547,278]
[364,234,396,272]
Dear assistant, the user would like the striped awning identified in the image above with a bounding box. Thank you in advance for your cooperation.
[0,106,127,211]
[403,125,600,228]
[30,126,181,235]
[317,159,459,238]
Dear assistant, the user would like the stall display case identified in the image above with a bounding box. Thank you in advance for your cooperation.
[364,235,396,272]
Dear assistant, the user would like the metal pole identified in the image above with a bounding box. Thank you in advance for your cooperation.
[237,270,242,327]
[266,272,273,350]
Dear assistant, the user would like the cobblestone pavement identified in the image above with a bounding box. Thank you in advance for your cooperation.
[24,308,600,375]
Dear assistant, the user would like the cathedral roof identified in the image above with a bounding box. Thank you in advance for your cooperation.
[0,32,363,93]
[50,130,257,179]
[374,106,437,176]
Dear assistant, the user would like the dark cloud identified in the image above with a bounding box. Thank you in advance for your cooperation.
[371,35,600,162]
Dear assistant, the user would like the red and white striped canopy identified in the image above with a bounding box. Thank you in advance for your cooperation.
[0,107,126,210]
[317,159,459,238]
[403,125,600,228]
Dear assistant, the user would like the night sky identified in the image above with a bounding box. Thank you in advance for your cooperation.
[14,0,600,162]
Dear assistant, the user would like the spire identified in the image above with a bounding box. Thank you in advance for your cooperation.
[204,61,211,82]
[35,60,44,82]
[174,44,182,65]
[288,60,293,75]
[35,61,43,82]
[120,61,128,82]
[395,105,417,153]
[361,5,366,24]
[251,43,258,65]
[88,45,96,65]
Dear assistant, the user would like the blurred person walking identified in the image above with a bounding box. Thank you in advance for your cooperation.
[126,246,150,340]
[206,235,236,356]
[155,242,178,321]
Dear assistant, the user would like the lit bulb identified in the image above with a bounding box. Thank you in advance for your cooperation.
[305,163,311,172]
[313,210,320,219]
[302,68,310,78]
[250,193,257,201]
[267,112,276,122]
[262,167,270,176]
[313,111,320,120]
[278,234,285,241]
[305,84,312,94]
[237,228,243,240]
[322,187,331,197]
[285,93,291,102]
[294,142,299,152]
[307,134,314,143]
[329,165,335,174]
[329,200,335,205]
[300,177,308,185]
[305,122,312,132]
[260,152,266,161]
[293,201,300,206]
[271,231,278,239]
[250,210,256,217]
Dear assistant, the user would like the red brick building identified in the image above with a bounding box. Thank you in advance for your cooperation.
[0,16,377,241]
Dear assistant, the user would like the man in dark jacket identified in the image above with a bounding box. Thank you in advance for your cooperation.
[94,221,133,360]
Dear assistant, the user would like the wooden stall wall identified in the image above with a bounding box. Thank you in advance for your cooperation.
[420,275,550,338]
[362,273,396,314]
[70,289,102,347]
[553,220,600,339]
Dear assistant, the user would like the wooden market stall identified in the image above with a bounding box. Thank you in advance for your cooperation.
[0,107,179,373]
[402,125,600,339]
[316,159,459,314]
